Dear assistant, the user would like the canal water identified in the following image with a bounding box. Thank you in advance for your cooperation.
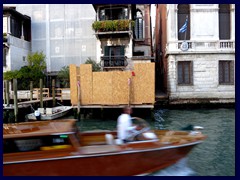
[4,107,234,176]
[76,108,235,176]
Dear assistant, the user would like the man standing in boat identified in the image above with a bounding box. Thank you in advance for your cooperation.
[117,106,138,143]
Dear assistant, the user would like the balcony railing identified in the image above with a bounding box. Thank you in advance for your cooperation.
[100,56,128,70]
[166,40,235,54]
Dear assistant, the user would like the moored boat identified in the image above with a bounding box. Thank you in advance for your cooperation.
[26,106,72,120]
[3,118,207,176]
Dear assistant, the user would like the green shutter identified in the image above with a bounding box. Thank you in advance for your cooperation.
[120,46,125,56]
[104,46,109,56]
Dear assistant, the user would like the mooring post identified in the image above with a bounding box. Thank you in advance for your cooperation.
[40,79,43,108]
[6,80,10,106]
[30,81,33,101]
[13,79,18,122]
[3,80,7,105]
[77,81,81,121]
[52,79,56,107]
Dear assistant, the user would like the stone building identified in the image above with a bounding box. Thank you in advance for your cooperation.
[154,4,235,104]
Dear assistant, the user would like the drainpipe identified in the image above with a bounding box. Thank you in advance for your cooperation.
[21,21,24,39]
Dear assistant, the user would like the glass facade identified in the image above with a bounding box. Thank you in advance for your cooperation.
[16,4,97,73]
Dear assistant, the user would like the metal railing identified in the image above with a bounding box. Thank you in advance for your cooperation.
[100,56,128,69]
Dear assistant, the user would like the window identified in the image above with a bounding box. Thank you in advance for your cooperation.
[219,61,234,84]
[178,61,193,85]
[135,10,143,39]
[102,46,126,67]
[10,17,21,38]
[99,7,128,21]
[178,4,190,40]
[219,4,230,40]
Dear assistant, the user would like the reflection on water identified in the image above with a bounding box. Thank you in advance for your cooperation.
[75,108,235,176]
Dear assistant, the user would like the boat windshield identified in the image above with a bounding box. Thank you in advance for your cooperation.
[131,117,151,130]
[127,117,157,141]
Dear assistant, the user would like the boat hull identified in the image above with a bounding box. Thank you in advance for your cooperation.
[4,142,198,176]
[27,106,72,120]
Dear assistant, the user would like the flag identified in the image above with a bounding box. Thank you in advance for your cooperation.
[179,17,188,33]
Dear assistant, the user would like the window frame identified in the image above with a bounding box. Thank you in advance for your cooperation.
[177,4,190,41]
[219,4,231,40]
[99,6,129,21]
[219,60,234,85]
[177,61,193,85]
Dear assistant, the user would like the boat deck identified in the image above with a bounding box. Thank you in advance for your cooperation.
[3,119,76,139]
[80,145,121,154]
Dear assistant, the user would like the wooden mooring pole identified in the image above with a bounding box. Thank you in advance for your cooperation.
[40,79,43,108]
[5,80,10,106]
[77,81,81,121]
[52,79,56,107]
[30,81,33,101]
[13,79,18,122]
[3,80,7,105]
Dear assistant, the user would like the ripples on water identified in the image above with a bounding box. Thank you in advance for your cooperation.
[151,108,235,176]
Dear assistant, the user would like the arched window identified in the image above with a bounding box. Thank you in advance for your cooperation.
[178,4,190,40]
[135,10,143,39]
[219,4,230,40]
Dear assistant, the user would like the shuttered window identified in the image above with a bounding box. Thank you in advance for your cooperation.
[219,4,230,40]
[219,61,234,84]
[178,61,193,85]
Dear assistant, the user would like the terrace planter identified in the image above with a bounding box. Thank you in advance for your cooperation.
[92,20,135,32]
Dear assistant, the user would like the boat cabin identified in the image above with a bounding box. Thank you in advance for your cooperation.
[3,120,79,154]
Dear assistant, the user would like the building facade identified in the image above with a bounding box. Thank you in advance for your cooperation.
[155,4,235,104]
[92,4,153,71]
[3,7,31,73]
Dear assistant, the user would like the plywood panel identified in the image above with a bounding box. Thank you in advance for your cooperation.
[70,63,155,106]
[112,71,131,105]
[69,64,78,106]
[131,63,155,104]
[80,64,92,105]
[92,72,113,105]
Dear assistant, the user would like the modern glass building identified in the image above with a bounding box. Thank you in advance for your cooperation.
[16,4,97,75]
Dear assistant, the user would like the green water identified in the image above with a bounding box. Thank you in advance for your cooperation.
[75,108,235,176]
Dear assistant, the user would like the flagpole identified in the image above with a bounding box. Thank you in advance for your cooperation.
[184,15,188,40]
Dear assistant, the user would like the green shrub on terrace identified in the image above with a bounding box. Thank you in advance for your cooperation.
[92,20,135,32]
